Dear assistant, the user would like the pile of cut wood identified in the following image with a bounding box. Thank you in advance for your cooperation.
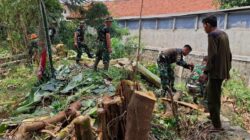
[4,80,156,140]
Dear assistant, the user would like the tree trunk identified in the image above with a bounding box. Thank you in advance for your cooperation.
[115,80,141,111]
[97,108,106,140]
[125,91,156,140]
[74,116,94,140]
[101,96,125,140]
[133,63,161,88]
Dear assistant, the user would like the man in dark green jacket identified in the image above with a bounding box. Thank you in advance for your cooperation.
[202,15,232,131]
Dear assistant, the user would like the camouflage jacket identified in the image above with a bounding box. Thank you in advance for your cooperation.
[75,27,85,42]
[97,24,110,43]
[158,48,189,68]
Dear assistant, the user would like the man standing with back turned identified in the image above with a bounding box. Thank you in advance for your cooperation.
[202,15,232,131]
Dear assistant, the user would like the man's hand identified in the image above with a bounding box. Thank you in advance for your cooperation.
[188,63,194,71]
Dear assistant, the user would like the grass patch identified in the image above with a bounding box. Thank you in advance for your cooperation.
[223,70,250,112]
[0,65,36,101]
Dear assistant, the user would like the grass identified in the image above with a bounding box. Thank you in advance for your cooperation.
[0,64,37,118]
[223,70,250,112]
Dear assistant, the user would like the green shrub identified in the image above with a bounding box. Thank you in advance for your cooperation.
[223,70,250,111]
[58,21,78,49]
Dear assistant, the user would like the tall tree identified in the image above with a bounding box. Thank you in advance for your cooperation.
[0,0,62,54]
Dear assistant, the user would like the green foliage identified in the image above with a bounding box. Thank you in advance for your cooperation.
[111,36,138,59]
[58,21,78,49]
[110,22,129,39]
[215,0,250,9]
[50,99,67,115]
[223,70,250,112]
[146,63,159,76]
[151,114,178,140]
[0,0,62,54]
[85,2,110,29]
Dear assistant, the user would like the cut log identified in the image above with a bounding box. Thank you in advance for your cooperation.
[125,91,156,140]
[14,101,81,140]
[115,80,141,111]
[74,116,94,140]
[97,108,106,140]
[133,62,161,88]
[55,115,80,140]
[101,96,125,140]
[161,98,205,112]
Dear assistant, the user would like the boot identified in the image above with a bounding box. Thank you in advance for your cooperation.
[93,59,100,71]
[104,62,109,70]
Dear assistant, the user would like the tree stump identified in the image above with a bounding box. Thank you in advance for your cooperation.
[74,115,94,140]
[125,91,156,140]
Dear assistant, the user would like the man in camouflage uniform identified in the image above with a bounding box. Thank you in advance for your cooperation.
[93,17,113,71]
[74,21,93,64]
[186,56,208,104]
[157,45,194,97]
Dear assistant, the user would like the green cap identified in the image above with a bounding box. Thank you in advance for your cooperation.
[105,16,113,22]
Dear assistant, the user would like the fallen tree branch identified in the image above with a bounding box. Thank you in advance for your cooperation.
[0,59,27,68]
[41,129,57,138]
[161,98,205,112]
[14,101,81,140]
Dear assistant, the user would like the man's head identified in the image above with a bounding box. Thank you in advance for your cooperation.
[105,16,113,27]
[182,44,192,56]
[202,15,217,33]
[79,21,85,29]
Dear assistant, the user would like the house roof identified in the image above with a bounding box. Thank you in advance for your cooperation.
[105,0,218,18]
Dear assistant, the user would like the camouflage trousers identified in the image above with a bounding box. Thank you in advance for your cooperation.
[76,42,93,62]
[157,61,175,96]
[94,42,110,70]
[95,42,110,64]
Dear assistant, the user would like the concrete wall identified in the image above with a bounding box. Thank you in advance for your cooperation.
[130,28,250,56]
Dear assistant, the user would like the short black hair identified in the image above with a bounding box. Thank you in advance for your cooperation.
[184,44,192,51]
[202,15,217,27]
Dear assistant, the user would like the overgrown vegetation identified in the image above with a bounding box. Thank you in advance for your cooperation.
[214,0,250,9]
[223,70,250,112]
[0,0,62,54]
